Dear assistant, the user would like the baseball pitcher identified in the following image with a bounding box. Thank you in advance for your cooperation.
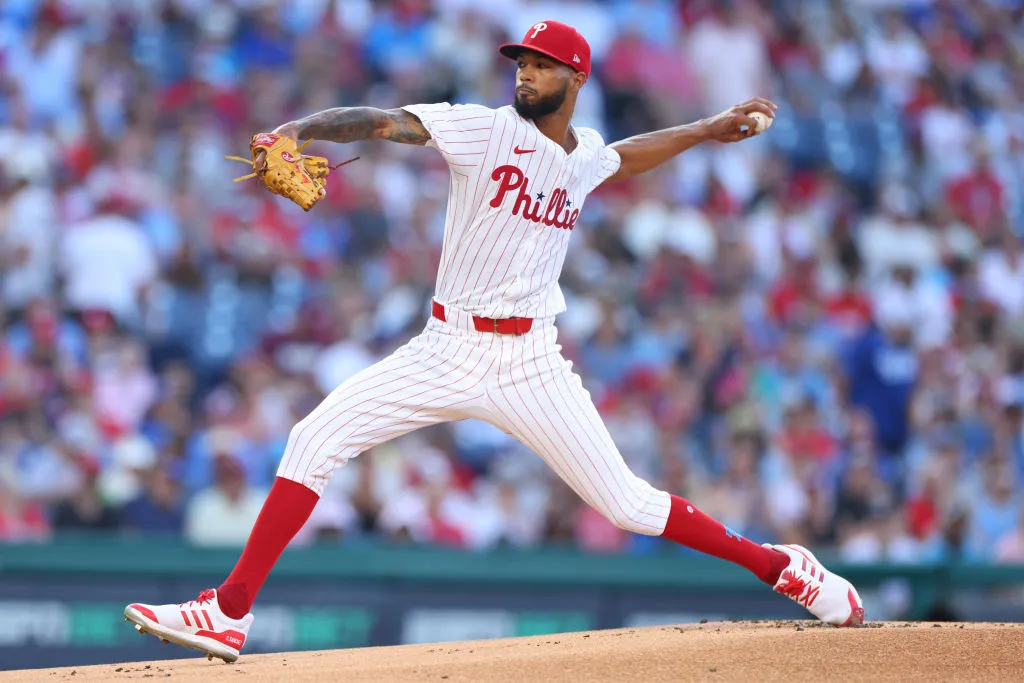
[125,21,863,663]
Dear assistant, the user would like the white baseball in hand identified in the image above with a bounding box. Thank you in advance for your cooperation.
[749,111,773,135]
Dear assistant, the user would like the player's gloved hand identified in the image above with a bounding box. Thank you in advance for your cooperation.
[701,97,778,143]
[225,133,358,212]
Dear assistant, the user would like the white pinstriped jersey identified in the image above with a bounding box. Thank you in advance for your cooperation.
[276,104,672,537]
[401,103,621,320]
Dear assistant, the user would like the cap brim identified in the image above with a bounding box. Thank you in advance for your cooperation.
[499,43,579,72]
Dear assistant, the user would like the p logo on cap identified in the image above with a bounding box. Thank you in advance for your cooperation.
[499,20,592,77]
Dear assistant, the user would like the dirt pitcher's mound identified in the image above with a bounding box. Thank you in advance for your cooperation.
[6,621,1024,683]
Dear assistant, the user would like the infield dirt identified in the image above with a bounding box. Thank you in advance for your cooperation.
[4,621,1022,682]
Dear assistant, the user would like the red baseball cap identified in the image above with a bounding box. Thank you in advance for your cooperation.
[499,21,591,77]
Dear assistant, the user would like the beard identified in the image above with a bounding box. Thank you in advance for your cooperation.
[513,82,568,120]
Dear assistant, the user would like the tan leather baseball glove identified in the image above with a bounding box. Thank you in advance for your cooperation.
[226,133,357,212]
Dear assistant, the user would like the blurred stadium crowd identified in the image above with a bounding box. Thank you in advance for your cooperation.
[1,0,1024,567]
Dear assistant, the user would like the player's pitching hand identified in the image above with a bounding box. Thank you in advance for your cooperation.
[702,97,777,143]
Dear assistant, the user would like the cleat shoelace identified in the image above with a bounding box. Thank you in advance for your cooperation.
[181,589,216,609]
[195,589,216,606]
[775,570,811,600]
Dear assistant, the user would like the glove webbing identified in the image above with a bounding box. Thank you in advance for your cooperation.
[224,139,359,182]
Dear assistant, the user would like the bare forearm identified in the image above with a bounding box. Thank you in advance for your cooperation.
[608,121,711,181]
[280,107,380,142]
[273,107,430,145]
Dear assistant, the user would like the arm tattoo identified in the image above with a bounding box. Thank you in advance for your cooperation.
[291,107,431,145]
[293,107,377,142]
[381,109,431,144]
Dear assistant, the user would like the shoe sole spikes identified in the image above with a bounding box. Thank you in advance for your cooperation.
[124,615,233,663]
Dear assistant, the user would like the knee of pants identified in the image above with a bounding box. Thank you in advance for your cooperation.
[282,413,317,460]
[278,415,350,493]
[596,478,669,536]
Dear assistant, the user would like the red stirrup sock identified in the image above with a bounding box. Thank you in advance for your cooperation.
[216,477,319,619]
[660,494,788,585]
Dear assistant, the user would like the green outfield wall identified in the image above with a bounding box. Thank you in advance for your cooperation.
[1,536,1022,670]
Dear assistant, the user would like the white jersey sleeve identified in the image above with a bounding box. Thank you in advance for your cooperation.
[593,145,622,188]
[400,102,496,169]
[581,131,622,194]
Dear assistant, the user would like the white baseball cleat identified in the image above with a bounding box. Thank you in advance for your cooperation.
[124,589,254,663]
[765,544,865,626]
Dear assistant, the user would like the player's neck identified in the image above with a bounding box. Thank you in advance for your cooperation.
[530,108,577,154]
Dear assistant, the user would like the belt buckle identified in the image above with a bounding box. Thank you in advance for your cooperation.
[493,318,500,334]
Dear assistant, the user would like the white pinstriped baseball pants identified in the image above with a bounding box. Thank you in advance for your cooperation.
[277,307,672,536]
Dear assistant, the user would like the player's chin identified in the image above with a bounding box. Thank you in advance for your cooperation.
[513,98,546,120]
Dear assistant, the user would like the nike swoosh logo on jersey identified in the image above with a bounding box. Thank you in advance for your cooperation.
[513,146,535,154]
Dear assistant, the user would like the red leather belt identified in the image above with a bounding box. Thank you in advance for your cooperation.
[432,300,533,335]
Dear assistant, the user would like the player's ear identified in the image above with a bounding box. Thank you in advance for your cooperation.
[573,71,587,90]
